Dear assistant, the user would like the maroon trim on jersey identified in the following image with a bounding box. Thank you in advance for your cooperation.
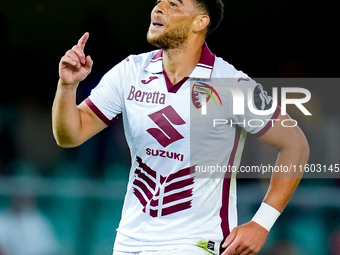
[146,42,214,70]
[219,126,242,255]
[256,106,281,137]
[144,49,163,73]
[198,43,215,69]
[164,71,189,93]
[145,43,215,93]
[151,49,163,61]
[84,98,112,126]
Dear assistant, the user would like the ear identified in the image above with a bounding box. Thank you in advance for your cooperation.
[193,14,210,34]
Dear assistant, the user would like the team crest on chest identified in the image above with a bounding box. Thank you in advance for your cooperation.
[192,83,212,109]
[192,82,223,109]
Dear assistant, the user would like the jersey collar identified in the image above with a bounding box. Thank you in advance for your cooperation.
[145,42,215,79]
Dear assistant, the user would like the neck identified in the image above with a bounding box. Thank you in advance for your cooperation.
[162,37,205,85]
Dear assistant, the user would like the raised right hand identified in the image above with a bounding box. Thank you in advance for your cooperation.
[59,32,93,86]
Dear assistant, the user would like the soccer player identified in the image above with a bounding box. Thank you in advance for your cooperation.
[52,0,309,254]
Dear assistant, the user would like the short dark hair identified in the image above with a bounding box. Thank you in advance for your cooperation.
[194,0,224,37]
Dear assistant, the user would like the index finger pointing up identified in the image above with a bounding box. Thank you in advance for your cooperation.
[78,32,89,50]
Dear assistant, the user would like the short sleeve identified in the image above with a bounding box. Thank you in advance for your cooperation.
[85,58,129,125]
[231,78,280,135]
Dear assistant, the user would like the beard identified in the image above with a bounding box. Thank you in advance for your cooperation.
[147,21,191,50]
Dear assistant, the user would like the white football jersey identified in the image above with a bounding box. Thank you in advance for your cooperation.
[85,44,279,254]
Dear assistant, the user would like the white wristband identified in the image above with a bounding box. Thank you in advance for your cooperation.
[251,202,281,232]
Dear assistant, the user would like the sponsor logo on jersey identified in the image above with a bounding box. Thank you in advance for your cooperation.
[146,148,184,161]
[133,156,195,218]
[127,85,166,104]
[147,106,186,147]
[192,82,222,109]
[142,76,159,84]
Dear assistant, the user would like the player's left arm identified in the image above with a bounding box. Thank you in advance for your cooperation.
[259,113,309,212]
[222,113,309,255]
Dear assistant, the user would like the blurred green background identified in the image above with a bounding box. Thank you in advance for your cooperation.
[0,0,339,254]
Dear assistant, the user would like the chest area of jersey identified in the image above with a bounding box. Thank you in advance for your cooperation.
[123,73,191,149]
[123,75,234,147]
[124,72,189,106]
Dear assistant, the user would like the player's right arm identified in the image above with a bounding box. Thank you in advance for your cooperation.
[52,33,107,148]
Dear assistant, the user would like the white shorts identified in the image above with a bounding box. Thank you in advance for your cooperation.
[113,246,211,255]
